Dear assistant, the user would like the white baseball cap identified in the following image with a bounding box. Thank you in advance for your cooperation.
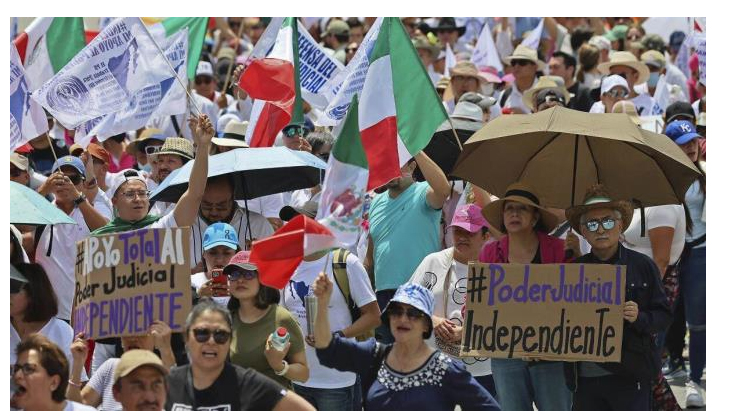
[600,75,630,95]
[196,61,214,77]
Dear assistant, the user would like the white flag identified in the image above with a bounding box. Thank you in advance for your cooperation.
[31,17,171,129]
[521,18,544,50]
[75,29,189,146]
[443,43,456,77]
[471,23,504,73]
[10,43,48,151]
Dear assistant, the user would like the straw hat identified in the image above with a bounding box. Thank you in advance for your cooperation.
[149,137,195,161]
[565,184,633,236]
[482,182,559,233]
[612,100,641,126]
[212,121,249,148]
[450,61,488,85]
[412,36,440,61]
[597,51,650,85]
[522,76,571,110]
[503,45,546,72]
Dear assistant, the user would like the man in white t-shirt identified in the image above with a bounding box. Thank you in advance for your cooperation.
[34,156,110,321]
[407,203,496,397]
[499,45,544,114]
[281,214,380,410]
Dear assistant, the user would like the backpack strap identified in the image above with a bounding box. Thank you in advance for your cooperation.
[332,248,352,308]
[499,87,513,108]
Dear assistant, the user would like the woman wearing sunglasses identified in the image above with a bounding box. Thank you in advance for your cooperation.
[225,251,309,389]
[166,299,314,411]
[565,184,671,410]
[600,74,631,113]
[313,280,499,410]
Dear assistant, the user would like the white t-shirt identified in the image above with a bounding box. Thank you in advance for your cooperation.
[501,79,537,114]
[188,206,274,268]
[281,251,376,389]
[63,400,97,411]
[10,318,88,381]
[36,206,93,320]
[623,205,686,265]
[191,272,229,307]
[408,249,492,377]
[92,188,113,220]
[87,358,122,411]
[236,193,285,219]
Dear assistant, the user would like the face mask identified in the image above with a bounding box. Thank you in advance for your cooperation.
[140,163,152,173]
[647,72,660,88]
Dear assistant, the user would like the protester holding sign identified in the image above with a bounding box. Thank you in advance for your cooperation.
[92,114,214,235]
[226,251,309,390]
[478,183,572,410]
[313,279,499,410]
[166,299,315,410]
[565,184,671,410]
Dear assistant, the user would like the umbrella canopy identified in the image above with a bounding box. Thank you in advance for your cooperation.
[414,118,479,182]
[150,147,327,203]
[10,182,77,226]
[451,106,701,208]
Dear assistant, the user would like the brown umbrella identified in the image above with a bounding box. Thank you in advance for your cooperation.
[451,106,700,209]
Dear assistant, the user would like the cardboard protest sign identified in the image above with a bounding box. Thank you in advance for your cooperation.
[72,228,192,340]
[461,263,626,363]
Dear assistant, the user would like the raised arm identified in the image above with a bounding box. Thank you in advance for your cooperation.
[172,115,214,227]
[415,151,451,210]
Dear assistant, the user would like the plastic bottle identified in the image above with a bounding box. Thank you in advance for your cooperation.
[271,327,290,351]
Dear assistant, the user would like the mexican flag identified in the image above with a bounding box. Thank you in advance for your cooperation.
[238,17,303,148]
[317,96,369,247]
[13,17,86,90]
[359,17,447,189]
[250,215,339,289]
[146,17,209,79]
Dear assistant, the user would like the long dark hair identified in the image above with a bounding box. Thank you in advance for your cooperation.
[227,276,280,312]
[13,263,58,323]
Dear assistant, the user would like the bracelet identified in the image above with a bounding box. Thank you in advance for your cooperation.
[73,193,86,206]
[274,360,289,376]
[68,379,82,388]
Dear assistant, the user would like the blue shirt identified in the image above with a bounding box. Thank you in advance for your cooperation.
[369,182,441,291]
[316,336,500,411]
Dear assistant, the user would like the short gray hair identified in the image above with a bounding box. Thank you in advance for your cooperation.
[184,298,233,335]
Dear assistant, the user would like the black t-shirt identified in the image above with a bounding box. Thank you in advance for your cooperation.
[166,363,287,411]
[28,137,69,176]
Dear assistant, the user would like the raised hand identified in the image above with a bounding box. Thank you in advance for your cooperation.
[312,272,333,307]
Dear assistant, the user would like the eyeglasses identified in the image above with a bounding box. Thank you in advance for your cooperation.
[12,363,38,376]
[195,76,214,85]
[145,145,162,155]
[605,89,628,99]
[386,305,426,320]
[510,59,534,67]
[583,217,618,232]
[10,166,24,177]
[227,269,258,282]
[201,202,232,213]
[192,328,231,344]
[283,126,305,138]
[119,190,150,200]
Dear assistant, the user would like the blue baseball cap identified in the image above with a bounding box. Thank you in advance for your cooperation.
[51,156,85,175]
[381,283,435,338]
[202,222,239,251]
[664,120,702,145]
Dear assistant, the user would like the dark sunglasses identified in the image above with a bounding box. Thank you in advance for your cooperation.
[584,217,617,232]
[227,269,258,282]
[10,166,24,177]
[195,76,214,85]
[145,145,162,155]
[192,327,231,344]
[386,305,425,320]
[510,59,534,67]
[283,126,305,138]
[66,173,84,185]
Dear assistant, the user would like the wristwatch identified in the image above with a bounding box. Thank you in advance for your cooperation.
[73,193,87,207]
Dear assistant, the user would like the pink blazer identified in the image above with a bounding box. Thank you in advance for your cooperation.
[479,230,568,264]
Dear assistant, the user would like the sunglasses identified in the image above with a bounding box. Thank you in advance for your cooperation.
[386,305,426,320]
[195,76,214,85]
[283,126,305,138]
[12,362,38,376]
[510,59,534,67]
[145,145,162,155]
[227,269,258,282]
[192,327,231,344]
[605,89,628,99]
[584,217,617,232]
[65,173,84,185]
[10,166,24,177]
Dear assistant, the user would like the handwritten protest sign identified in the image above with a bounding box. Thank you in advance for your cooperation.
[461,263,625,363]
[72,228,192,340]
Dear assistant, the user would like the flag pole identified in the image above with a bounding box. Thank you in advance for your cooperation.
[221,19,246,96]
[45,133,61,172]
[138,18,204,117]
[446,116,464,151]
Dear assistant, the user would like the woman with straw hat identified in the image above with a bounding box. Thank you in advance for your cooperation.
[478,183,572,411]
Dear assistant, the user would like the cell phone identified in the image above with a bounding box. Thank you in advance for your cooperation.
[211,269,227,286]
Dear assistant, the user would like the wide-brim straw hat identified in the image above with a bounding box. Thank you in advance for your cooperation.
[212,121,249,148]
[597,51,650,85]
[482,182,560,233]
[565,184,634,236]
[522,76,571,111]
[503,45,546,72]
[149,137,195,161]
[450,61,489,85]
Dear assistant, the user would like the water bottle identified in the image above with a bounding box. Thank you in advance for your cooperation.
[271,327,290,351]
[305,294,318,336]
